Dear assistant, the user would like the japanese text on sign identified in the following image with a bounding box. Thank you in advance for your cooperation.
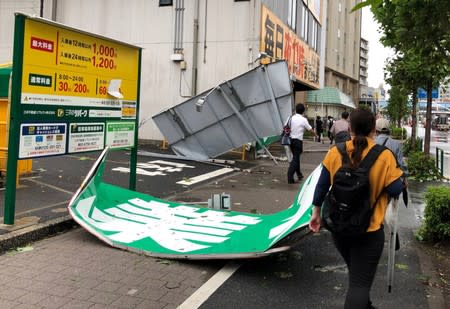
[260,5,320,88]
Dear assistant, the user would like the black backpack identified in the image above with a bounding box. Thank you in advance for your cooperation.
[322,143,386,235]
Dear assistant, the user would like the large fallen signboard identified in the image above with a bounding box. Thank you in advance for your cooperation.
[153,61,292,160]
[68,148,321,259]
[12,13,140,158]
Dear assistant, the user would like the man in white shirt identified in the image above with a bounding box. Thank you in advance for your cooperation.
[287,103,316,184]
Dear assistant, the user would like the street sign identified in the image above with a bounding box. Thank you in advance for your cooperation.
[5,13,142,224]
[17,16,140,157]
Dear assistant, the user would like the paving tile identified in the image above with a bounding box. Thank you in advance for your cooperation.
[110,295,146,308]
[14,303,43,309]
[94,281,122,293]
[61,299,95,309]
[0,287,29,301]
[46,284,75,297]
[0,299,21,309]
[8,277,34,289]
[159,291,188,305]
[140,278,167,288]
[34,272,64,283]
[16,292,49,305]
[135,299,168,309]
[160,273,187,285]
[41,263,69,274]
[66,288,98,301]
[98,272,125,282]
[88,291,121,305]
[75,277,102,289]
[136,286,168,301]
[118,274,147,285]
[16,269,43,279]
[0,274,20,285]
[37,295,71,308]
[24,281,54,293]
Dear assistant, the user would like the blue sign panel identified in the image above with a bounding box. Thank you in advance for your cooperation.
[417,88,439,99]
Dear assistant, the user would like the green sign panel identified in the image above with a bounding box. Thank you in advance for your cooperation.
[68,149,321,259]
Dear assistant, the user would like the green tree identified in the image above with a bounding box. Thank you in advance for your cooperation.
[370,0,450,155]
[384,52,422,149]
[386,85,409,127]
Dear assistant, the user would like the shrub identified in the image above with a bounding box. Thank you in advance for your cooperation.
[403,137,423,156]
[390,127,407,139]
[407,151,441,181]
[417,186,450,242]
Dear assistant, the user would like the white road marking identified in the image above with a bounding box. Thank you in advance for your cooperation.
[177,261,241,309]
[25,178,75,195]
[176,168,234,186]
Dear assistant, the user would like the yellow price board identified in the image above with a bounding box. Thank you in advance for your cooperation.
[21,19,140,108]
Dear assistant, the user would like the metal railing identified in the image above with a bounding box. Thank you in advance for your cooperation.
[436,147,444,177]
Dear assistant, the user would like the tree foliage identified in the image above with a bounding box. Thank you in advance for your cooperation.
[370,0,450,155]
[384,52,422,148]
[386,85,409,127]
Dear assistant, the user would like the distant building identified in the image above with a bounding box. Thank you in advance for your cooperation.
[359,84,386,114]
[359,37,368,87]
[323,0,362,105]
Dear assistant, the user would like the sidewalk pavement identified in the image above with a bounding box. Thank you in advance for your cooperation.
[0,139,443,308]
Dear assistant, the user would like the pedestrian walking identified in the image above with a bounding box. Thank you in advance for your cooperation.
[330,111,351,143]
[315,116,324,143]
[309,108,404,309]
[327,116,334,144]
[375,117,408,177]
[286,103,316,184]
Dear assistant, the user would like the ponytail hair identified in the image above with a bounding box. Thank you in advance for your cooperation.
[349,108,375,167]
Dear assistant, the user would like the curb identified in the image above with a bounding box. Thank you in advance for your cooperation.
[0,215,78,254]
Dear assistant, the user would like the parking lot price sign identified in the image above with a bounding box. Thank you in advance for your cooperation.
[21,18,139,113]
[5,13,142,224]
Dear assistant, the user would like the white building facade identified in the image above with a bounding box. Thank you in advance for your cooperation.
[0,0,324,141]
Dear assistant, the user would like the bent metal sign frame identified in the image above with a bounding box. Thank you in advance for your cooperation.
[68,148,321,259]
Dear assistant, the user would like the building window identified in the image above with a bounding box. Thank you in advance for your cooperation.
[159,0,173,6]
[300,3,309,41]
[288,0,298,31]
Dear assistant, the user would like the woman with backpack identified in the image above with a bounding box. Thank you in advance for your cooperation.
[309,108,404,309]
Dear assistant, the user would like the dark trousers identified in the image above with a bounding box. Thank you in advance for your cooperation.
[287,139,303,182]
[317,130,323,142]
[332,228,385,309]
[328,130,334,144]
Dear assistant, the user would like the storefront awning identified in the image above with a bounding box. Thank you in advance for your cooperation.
[306,87,356,109]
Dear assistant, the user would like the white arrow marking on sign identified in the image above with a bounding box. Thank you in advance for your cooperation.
[74,196,260,253]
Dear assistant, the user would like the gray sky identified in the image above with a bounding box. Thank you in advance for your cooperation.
[361,7,394,89]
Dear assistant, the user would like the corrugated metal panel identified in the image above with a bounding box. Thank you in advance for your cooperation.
[153,61,293,159]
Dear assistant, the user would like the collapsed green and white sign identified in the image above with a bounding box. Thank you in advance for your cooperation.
[68,149,321,259]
